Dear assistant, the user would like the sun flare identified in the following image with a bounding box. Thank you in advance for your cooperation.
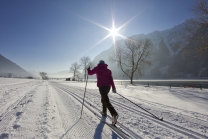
[109,21,119,44]
[110,27,118,37]
[72,11,139,53]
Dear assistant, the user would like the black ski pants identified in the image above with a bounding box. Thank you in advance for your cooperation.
[99,86,117,116]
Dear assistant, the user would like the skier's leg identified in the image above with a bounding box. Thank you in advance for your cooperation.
[101,97,107,115]
[99,86,118,117]
[101,87,118,125]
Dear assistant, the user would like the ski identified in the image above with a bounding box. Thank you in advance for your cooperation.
[94,113,132,139]
[101,119,131,139]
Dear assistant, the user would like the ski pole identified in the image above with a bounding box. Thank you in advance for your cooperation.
[80,74,88,119]
[116,92,163,121]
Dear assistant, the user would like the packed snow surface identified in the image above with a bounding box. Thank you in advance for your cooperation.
[0,78,207,139]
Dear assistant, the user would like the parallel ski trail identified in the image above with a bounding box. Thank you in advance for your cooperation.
[51,82,144,139]
[51,82,111,139]
[52,82,208,139]
[73,84,208,138]
[112,100,208,139]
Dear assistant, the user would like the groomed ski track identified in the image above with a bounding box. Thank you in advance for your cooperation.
[0,79,207,138]
[52,82,138,139]
[51,81,208,139]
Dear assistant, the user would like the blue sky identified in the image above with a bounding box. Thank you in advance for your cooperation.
[0,0,195,73]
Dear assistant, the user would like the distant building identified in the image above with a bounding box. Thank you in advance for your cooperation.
[66,78,71,81]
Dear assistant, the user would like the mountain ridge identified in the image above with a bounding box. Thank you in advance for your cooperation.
[91,18,208,79]
[0,54,33,78]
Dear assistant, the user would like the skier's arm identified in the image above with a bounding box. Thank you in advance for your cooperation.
[109,71,115,89]
[87,67,97,75]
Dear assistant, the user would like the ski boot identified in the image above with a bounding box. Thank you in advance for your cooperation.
[112,114,119,125]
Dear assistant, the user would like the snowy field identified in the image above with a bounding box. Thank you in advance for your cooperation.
[0,78,208,139]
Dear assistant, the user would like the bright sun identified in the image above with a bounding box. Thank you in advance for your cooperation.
[71,11,141,52]
[110,27,118,37]
[109,21,119,44]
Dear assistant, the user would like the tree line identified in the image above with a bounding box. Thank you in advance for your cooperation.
[69,56,92,81]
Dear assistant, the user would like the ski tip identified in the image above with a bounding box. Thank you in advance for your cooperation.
[160,117,163,121]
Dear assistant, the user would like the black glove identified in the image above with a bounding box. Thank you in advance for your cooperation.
[112,88,117,93]
[87,66,90,70]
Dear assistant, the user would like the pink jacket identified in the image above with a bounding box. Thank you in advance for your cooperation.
[88,64,115,89]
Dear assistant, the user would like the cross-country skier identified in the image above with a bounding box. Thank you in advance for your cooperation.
[87,60,119,125]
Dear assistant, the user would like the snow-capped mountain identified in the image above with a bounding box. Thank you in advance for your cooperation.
[0,54,34,78]
[92,18,208,79]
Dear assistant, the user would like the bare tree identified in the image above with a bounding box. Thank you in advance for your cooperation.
[70,62,81,81]
[80,56,91,81]
[184,0,208,76]
[110,38,152,84]
[40,72,48,80]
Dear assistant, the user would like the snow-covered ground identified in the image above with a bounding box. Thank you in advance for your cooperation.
[0,78,207,139]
